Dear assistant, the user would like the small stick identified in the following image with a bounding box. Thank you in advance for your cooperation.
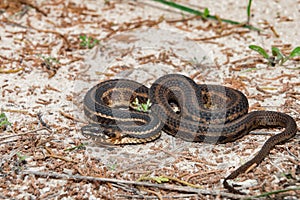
[139,187,163,200]
[44,147,77,163]
[0,127,50,141]
[21,170,248,199]
[37,113,51,129]
[59,111,86,123]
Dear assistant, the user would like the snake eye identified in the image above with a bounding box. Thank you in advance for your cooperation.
[102,130,116,138]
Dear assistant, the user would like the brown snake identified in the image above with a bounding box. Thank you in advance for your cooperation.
[82,74,297,194]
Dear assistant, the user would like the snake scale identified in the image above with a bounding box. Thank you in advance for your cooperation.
[82,74,297,194]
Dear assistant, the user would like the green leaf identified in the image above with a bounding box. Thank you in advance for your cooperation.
[64,143,86,151]
[249,45,270,59]
[271,46,284,64]
[141,104,148,112]
[79,35,87,41]
[271,46,282,57]
[79,35,99,49]
[142,99,152,112]
[88,38,99,49]
[0,113,11,127]
[132,98,151,112]
[109,163,117,170]
[203,8,209,19]
[289,46,300,58]
[16,152,27,161]
[281,172,293,179]
[153,176,169,183]
[79,35,88,47]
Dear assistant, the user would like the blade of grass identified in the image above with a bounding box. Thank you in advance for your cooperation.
[249,45,270,59]
[247,0,252,23]
[289,47,300,58]
[271,46,284,64]
[152,0,261,31]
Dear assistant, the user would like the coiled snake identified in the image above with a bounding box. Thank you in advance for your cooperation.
[82,74,297,194]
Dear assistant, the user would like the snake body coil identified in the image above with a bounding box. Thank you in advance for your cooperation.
[82,74,297,194]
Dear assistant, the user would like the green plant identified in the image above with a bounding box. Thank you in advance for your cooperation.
[138,175,170,183]
[64,143,86,151]
[79,35,100,49]
[0,113,11,128]
[202,8,210,20]
[249,45,300,66]
[13,152,28,171]
[152,0,261,31]
[16,152,27,163]
[38,54,60,67]
[132,98,152,112]
[281,172,293,179]
[107,162,117,170]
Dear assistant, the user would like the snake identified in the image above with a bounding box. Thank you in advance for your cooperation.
[81,74,297,194]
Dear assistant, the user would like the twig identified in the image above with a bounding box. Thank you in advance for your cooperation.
[18,0,47,16]
[0,108,29,115]
[286,147,300,161]
[192,30,250,41]
[0,127,51,145]
[116,194,198,199]
[161,175,203,188]
[111,183,141,194]
[21,170,248,199]
[139,187,163,200]
[37,113,51,129]
[0,68,24,74]
[59,110,86,123]
[0,19,28,29]
[44,147,77,163]
[248,187,300,199]
[185,170,222,182]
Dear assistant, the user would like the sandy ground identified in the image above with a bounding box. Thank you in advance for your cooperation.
[0,0,299,199]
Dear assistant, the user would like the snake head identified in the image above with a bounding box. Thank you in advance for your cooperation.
[81,124,123,145]
[81,123,161,145]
